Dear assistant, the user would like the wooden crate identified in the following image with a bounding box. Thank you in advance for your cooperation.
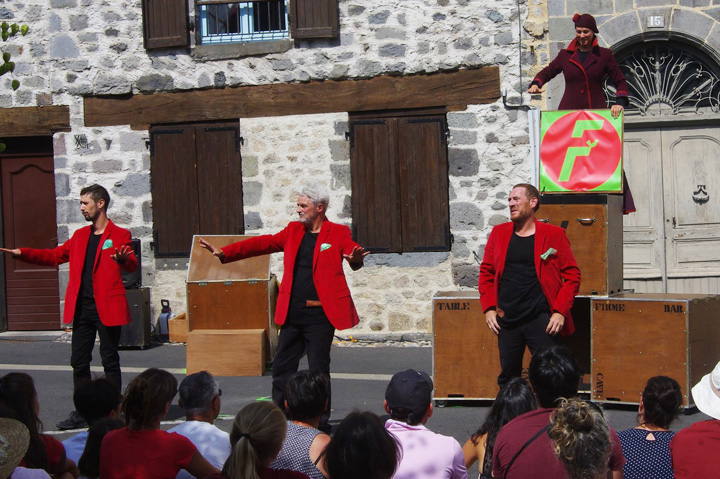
[187,235,279,359]
[187,329,266,376]
[539,194,623,296]
[168,313,188,343]
[591,293,720,406]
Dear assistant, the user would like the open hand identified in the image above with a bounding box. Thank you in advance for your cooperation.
[198,237,225,261]
[343,246,370,265]
[527,84,545,94]
[0,247,21,257]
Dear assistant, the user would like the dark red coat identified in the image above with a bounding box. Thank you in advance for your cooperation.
[18,220,138,326]
[532,38,628,110]
[221,220,361,330]
[478,219,581,336]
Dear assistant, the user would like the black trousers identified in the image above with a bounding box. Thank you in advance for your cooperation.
[497,311,558,387]
[70,307,122,390]
[272,317,335,422]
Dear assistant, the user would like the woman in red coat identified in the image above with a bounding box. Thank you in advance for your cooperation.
[528,13,635,213]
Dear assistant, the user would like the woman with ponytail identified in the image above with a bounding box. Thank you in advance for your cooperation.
[548,398,612,479]
[99,368,219,479]
[209,402,309,479]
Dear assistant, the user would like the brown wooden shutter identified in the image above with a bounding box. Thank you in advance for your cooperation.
[289,0,339,39]
[142,0,189,50]
[195,124,245,236]
[397,116,450,251]
[150,125,199,256]
[350,119,402,252]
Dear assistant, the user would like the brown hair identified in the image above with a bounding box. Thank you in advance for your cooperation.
[122,368,177,430]
[513,183,541,211]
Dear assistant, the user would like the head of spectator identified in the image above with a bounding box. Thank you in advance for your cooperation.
[223,401,287,479]
[638,376,683,429]
[0,418,29,479]
[177,371,221,425]
[549,398,611,479]
[528,346,580,408]
[692,360,720,420]
[467,378,537,476]
[74,377,122,426]
[384,369,433,426]
[122,368,178,430]
[77,417,124,479]
[284,370,330,426]
[323,411,399,479]
[0,372,47,470]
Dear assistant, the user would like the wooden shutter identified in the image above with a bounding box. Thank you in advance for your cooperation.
[196,124,245,236]
[398,116,450,251]
[149,126,199,256]
[350,119,402,252]
[142,0,189,50]
[289,0,339,39]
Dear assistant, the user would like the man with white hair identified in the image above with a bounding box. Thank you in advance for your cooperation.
[670,360,720,478]
[199,184,368,428]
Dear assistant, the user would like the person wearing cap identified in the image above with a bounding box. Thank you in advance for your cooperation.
[670,360,720,478]
[384,369,468,479]
[0,417,51,479]
[527,12,636,215]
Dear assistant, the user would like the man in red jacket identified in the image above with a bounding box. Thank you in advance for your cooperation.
[199,184,368,427]
[479,184,580,386]
[0,184,137,429]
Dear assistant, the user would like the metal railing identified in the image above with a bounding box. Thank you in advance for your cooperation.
[198,0,289,44]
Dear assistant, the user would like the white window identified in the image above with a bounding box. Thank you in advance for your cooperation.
[198,1,289,44]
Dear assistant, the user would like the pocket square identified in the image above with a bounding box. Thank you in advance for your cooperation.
[320,243,332,251]
[102,239,114,251]
[540,248,557,260]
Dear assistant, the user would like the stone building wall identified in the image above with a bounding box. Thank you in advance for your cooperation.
[0,0,546,335]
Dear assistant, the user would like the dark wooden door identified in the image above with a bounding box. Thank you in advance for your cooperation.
[1,154,60,330]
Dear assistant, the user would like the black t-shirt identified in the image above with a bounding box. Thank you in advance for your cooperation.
[497,233,549,327]
[288,230,325,324]
[79,231,103,314]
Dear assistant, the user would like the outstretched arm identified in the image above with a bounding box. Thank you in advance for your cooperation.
[0,247,20,257]
[198,237,226,262]
[343,246,370,271]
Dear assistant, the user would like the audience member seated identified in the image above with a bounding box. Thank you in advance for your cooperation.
[0,417,53,479]
[206,401,310,479]
[168,371,230,479]
[384,369,468,479]
[617,376,683,479]
[322,411,399,479]
[549,398,612,479]
[271,370,330,479]
[492,346,625,479]
[61,378,122,465]
[671,360,720,479]
[99,368,219,479]
[0,373,78,478]
[77,417,124,479]
[462,378,536,479]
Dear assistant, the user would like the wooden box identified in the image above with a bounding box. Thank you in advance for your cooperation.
[168,313,188,343]
[539,194,623,296]
[591,293,720,406]
[187,329,266,376]
[187,235,279,359]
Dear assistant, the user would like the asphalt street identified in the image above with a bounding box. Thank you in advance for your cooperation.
[0,333,712,477]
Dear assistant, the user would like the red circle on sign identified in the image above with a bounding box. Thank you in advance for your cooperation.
[541,112,621,190]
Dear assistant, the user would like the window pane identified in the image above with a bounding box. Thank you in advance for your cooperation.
[200,1,289,44]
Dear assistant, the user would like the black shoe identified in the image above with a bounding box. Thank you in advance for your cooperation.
[56,410,87,430]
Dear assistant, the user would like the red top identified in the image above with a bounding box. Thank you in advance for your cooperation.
[493,408,626,479]
[19,434,65,473]
[670,419,720,479]
[222,220,361,330]
[478,220,581,336]
[99,428,197,479]
[18,220,138,326]
[532,38,629,111]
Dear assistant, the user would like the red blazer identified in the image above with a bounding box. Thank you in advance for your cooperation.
[532,38,628,110]
[19,220,138,326]
[478,220,581,336]
[222,220,361,330]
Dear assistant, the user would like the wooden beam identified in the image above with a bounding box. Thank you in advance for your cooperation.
[84,67,501,128]
[0,106,71,136]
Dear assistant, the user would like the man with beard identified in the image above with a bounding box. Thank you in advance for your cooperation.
[479,183,581,386]
[0,184,137,429]
[199,184,368,429]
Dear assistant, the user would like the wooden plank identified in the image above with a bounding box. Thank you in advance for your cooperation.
[0,106,70,136]
[84,68,501,128]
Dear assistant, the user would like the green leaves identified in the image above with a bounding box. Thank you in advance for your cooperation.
[0,19,29,91]
[0,143,6,154]
[11,79,19,90]
[20,25,29,36]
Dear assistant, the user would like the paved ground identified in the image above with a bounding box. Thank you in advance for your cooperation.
[0,331,711,476]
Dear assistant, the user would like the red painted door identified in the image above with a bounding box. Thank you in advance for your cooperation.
[1,154,60,330]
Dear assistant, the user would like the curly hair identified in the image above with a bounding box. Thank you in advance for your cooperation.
[549,398,611,479]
